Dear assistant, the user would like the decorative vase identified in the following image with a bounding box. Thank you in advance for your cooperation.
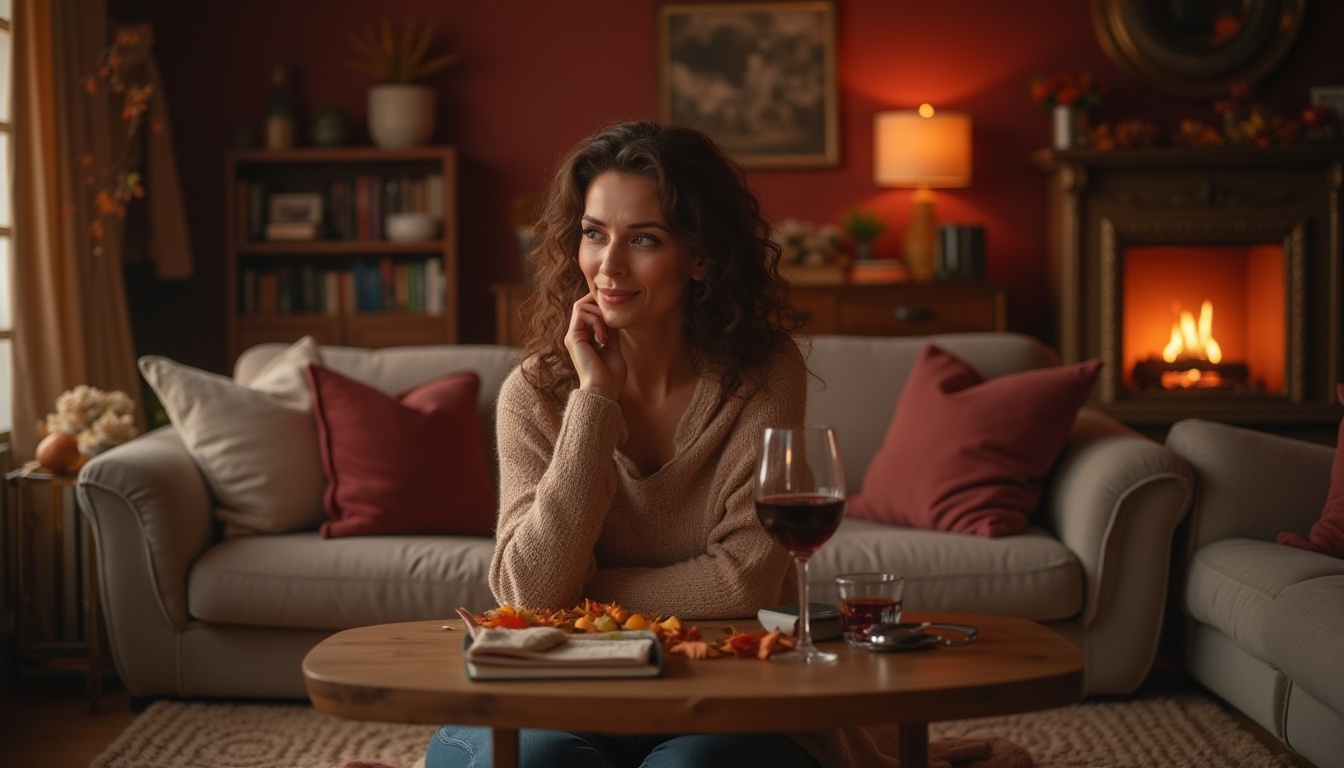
[310,107,352,147]
[1052,104,1084,150]
[367,84,435,149]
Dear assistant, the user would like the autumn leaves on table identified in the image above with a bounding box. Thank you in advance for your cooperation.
[472,600,798,661]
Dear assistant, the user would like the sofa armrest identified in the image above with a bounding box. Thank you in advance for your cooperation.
[1041,408,1194,693]
[1165,418,1333,552]
[1045,409,1194,623]
[77,425,215,633]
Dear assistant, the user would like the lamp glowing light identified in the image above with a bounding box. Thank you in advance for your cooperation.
[874,105,972,281]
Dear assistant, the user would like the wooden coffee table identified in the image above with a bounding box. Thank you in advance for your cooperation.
[303,612,1082,768]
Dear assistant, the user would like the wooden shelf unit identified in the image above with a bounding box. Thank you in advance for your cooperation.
[225,146,459,363]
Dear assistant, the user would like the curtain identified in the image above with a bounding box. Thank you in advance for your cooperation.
[11,0,142,459]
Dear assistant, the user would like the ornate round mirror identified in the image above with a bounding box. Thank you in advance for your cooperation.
[1091,0,1306,99]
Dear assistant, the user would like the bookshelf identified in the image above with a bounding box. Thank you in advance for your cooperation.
[225,146,459,363]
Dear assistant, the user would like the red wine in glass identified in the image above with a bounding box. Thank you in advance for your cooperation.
[755,493,845,555]
[754,426,846,664]
[839,596,904,644]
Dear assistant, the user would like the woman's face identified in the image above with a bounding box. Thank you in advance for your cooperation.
[578,172,704,334]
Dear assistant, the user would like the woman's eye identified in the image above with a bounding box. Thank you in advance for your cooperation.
[632,233,659,246]
[581,227,601,240]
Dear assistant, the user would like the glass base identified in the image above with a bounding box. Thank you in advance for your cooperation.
[771,645,838,663]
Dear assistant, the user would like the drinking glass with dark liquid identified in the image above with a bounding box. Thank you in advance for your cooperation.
[754,426,846,663]
[835,572,905,646]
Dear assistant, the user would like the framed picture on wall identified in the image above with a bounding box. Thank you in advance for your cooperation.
[657,2,838,168]
[1309,86,1344,123]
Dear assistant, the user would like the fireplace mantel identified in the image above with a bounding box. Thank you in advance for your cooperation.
[1034,147,1343,439]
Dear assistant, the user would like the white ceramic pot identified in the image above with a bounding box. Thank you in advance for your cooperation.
[368,84,435,149]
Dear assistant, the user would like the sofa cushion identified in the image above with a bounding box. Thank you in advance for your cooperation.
[1186,538,1344,663]
[187,533,498,630]
[307,365,496,538]
[1264,574,1344,720]
[1277,383,1344,559]
[808,518,1083,621]
[848,344,1101,537]
[138,336,326,535]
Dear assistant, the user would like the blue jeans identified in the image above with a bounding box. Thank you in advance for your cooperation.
[425,725,820,768]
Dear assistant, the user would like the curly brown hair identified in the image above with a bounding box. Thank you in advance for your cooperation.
[518,120,800,407]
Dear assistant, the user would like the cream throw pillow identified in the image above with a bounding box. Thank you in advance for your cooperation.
[138,336,326,535]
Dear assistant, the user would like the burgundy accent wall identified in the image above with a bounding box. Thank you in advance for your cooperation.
[114,0,1344,373]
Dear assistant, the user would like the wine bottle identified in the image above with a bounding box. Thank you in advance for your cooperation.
[265,64,295,150]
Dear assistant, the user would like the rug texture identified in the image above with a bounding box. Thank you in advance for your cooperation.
[91,691,1296,768]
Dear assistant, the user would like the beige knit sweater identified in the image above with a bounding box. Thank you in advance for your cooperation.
[489,341,903,767]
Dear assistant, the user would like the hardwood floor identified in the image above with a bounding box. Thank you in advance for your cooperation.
[0,669,136,767]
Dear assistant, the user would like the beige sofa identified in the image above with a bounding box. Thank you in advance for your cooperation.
[78,333,1193,703]
[1166,419,1344,768]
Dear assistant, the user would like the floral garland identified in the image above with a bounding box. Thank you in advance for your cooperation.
[80,25,158,245]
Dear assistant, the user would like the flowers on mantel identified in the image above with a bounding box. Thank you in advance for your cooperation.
[1031,72,1332,151]
[1029,71,1104,112]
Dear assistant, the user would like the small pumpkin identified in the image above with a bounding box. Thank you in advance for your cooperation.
[35,432,88,474]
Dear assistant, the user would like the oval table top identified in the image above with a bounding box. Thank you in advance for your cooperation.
[304,612,1082,741]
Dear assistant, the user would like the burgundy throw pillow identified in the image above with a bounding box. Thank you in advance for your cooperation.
[1276,383,1344,558]
[306,365,496,538]
[848,344,1102,537]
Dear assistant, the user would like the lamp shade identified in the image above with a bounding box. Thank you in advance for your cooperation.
[874,108,972,188]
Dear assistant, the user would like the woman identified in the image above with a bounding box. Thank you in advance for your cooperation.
[426,121,899,767]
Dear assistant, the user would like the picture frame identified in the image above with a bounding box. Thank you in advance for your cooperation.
[657,1,839,168]
[1309,86,1344,123]
[268,192,323,224]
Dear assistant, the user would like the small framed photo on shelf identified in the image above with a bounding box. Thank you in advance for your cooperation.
[268,192,323,224]
[265,193,323,241]
[1309,86,1344,123]
[657,1,838,169]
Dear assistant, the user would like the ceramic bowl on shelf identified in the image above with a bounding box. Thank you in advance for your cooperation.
[385,212,439,243]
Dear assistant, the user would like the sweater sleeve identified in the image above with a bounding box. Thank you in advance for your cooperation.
[584,345,809,619]
[490,369,628,608]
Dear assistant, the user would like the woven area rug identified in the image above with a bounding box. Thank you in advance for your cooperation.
[91,691,1296,768]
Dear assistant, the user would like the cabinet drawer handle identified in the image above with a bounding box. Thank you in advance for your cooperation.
[894,306,933,322]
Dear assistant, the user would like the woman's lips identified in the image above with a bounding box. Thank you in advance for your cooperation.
[599,289,637,306]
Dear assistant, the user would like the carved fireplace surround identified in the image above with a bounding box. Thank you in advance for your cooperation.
[1035,147,1343,441]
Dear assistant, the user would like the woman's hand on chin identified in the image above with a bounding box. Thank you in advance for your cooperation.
[566,293,626,400]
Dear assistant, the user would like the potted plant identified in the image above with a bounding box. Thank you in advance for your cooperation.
[348,17,459,148]
[841,208,886,261]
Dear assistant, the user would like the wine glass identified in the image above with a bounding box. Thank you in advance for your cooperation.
[754,425,846,663]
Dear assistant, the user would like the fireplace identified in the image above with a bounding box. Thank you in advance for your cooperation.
[1036,147,1343,439]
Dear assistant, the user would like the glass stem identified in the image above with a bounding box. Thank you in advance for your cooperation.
[795,555,813,650]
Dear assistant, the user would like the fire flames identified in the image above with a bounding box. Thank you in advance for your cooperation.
[1160,301,1223,389]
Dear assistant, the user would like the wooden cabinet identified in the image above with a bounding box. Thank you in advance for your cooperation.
[790,282,1005,336]
[225,147,458,363]
[490,281,1004,345]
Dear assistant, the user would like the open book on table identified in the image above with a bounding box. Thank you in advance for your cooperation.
[463,626,664,681]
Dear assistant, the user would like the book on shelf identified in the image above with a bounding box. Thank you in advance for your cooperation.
[239,171,445,244]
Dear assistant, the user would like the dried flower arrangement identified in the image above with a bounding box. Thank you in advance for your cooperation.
[36,386,140,473]
[346,17,459,84]
[772,219,844,266]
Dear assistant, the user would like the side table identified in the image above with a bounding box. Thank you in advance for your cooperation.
[5,461,110,710]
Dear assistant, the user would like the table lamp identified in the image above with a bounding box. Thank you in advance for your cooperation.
[874,105,972,281]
